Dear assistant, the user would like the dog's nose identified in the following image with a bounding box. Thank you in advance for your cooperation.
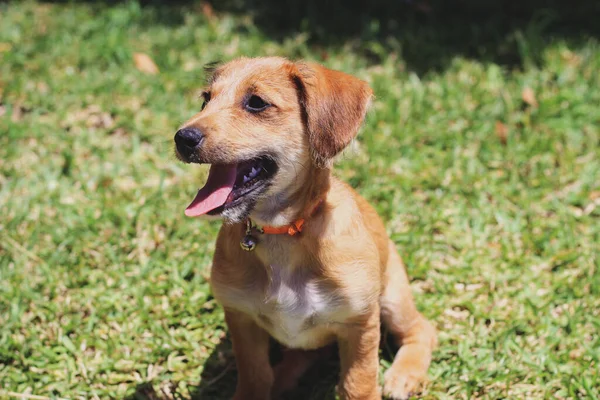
[174,127,204,159]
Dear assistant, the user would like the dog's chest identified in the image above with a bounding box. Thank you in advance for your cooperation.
[231,264,341,349]
[262,267,330,343]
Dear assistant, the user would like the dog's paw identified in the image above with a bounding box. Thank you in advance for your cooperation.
[382,367,426,400]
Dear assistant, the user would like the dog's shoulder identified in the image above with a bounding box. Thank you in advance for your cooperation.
[325,177,389,262]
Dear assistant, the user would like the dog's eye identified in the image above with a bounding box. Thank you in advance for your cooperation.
[245,95,269,112]
[201,92,211,110]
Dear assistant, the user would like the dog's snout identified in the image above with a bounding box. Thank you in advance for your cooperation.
[175,127,204,148]
[175,127,204,159]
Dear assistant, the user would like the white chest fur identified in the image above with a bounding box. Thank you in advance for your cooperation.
[217,264,344,349]
[258,265,333,347]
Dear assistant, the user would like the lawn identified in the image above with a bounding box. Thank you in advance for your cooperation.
[0,1,599,399]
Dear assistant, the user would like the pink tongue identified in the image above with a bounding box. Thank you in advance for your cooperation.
[185,164,237,217]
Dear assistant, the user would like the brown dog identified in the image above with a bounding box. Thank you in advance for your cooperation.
[174,57,437,400]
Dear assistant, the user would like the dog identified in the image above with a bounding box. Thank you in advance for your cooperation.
[174,57,437,400]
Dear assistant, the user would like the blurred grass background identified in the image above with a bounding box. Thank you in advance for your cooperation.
[0,1,599,399]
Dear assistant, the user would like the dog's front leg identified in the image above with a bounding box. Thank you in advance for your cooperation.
[338,306,381,400]
[226,309,274,400]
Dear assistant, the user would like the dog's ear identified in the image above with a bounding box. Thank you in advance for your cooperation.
[292,63,373,167]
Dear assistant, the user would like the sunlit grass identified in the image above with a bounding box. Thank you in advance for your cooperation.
[0,2,598,399]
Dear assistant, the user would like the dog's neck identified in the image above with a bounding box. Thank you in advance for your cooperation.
[250,166,331,227]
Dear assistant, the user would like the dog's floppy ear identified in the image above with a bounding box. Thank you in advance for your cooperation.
[292,63,373,166]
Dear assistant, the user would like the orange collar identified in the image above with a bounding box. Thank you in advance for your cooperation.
[248,199,324,236]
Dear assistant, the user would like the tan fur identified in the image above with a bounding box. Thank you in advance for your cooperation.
[177,57,437,400]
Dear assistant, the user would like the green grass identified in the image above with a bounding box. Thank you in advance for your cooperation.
[1,1,599,399]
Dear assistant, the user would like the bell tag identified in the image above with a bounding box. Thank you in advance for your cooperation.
[240,220,259,251]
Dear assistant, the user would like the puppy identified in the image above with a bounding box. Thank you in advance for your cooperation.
[174,57,437,400]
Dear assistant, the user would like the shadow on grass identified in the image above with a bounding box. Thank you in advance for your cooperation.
[128,328,399,400]
[189,338,236,400]
[48,0,600,74]
[189,337,339,400]
[207,0,600,73]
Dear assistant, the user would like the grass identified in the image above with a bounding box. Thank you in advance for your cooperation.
[1,1,599,399]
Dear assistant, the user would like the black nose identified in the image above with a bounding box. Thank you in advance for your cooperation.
[174,127,204,160]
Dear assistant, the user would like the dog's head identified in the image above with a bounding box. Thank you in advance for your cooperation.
[174,57,372,223]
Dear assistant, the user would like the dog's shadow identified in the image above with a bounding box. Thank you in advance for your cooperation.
[128,329,396,400]
[193,328,397,400]
[190,337,340,400]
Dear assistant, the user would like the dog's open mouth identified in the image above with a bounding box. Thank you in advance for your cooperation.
[184,156,277,217]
